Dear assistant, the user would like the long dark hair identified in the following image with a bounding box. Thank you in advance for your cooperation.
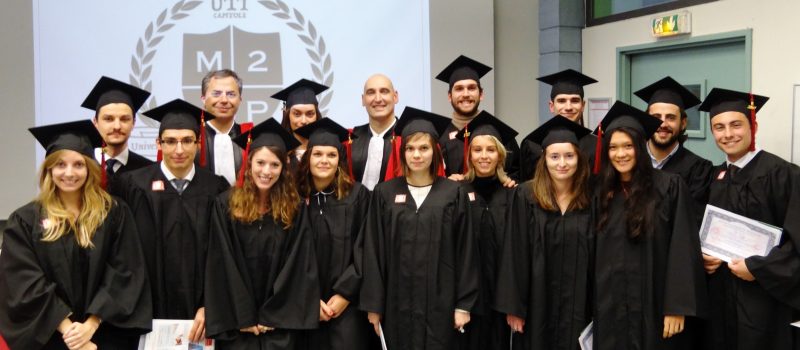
[297,145,354,200]
[596,127,656,241]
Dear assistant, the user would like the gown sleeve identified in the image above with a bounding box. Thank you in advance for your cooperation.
[332,186,371,301]
[493,186,532,318]
[85,201,152,334]
[260,205,320,330]
[0,205,73,350]
[204,197,258,340]
[454,185,479,312]
[359,186,388,315]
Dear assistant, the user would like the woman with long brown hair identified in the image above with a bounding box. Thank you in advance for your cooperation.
[273,79,329,175]
[293,118,375,350]
[496,116,593,350]
[592,102,707,350]
[204,118,319,349]
[0,121,151,350]
[360,107,479,350]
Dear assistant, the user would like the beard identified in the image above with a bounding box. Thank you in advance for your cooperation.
[651,127,682,149]
[451,98,480,117]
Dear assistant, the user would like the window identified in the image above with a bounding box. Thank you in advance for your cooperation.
[587,0,716,26]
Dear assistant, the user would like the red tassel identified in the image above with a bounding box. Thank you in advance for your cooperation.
[345,128,355,180]
[100,143,108,190]
[157,149,163,162]
[593,124,603,175]
[436,144,446,178]
[236,123,254,188]
[0,334,9,350]
[748,92,757,152]
[384,133,402,181]
[199,110,207,167]
[462,123,470,174]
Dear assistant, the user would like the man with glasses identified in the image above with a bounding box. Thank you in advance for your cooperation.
[110,99,229,344]
[200,69,245,185]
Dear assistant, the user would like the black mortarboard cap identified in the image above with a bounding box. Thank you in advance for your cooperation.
[29,120,104,158]
[295,118,353,150]
[232,118,299,155]
[435,55,492,87]
[81,76,151,114]
[537,69,597,99]
[271,79,329,109]
[698,88,769,118]
[395,107,451,139]
[595,101,662,139]
[142,99,216,135]
[456,111,518,145]
[524,115,591,149]
[634,76,701,110]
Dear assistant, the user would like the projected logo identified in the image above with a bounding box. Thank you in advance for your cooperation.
[126,0,334,159]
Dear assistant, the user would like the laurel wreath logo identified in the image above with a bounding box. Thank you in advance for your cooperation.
[258,0,334,116]
[129,0,334,126]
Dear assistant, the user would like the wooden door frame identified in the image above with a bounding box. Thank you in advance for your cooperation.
[616,29,752,104]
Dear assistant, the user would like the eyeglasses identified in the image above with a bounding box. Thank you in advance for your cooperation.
[159,137,198,149]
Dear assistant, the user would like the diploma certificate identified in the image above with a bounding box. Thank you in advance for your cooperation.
[699,205,783,263]
[138,319,214,350]
[578,321,593,350]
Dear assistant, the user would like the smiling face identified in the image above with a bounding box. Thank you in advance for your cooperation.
[309,145,339,183]
[648,102,685,149]
[549,94,585,123]
[608,131,637,181]
[288,104,318,132]
[250,146,282,193]
[711,111,754,162]
[469,135,500,177]
[201,76,242,120]
[93,103,135,147]
[362,75,398,121]
[157,129,197,174]
[50,150,88,194]
[544,142,579,182]
[448,79,483,117]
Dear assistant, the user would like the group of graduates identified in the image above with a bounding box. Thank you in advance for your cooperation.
[0,54,798,350]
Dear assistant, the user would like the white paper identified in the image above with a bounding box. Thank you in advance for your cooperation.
[792,320,800,328]
[379,323,388,350]
[138,319,214,350]
[699,204,783,263]
[578,321,593,350]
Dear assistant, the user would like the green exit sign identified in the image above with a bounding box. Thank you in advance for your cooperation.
[651,11,691,37]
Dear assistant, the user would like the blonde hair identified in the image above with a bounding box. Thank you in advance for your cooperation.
[229,146,300,228]
[464,134,510,183]
[37,150,112,248]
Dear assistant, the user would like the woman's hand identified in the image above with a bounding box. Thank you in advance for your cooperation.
[662,315,685,339]
[448,174,465,182]
[62,316,100,350]
[319,300,333,321]
[729,258,755,281]
[367,312,382,336]
[506,314,525,333]
[326,294,350,318]
[454,310,471,332]
[702,254,723,274]
[188,307,205,342]
[502,178,517,188]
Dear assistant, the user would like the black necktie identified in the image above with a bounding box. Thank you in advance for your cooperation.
[105,159,118,177]
[171,179,188,194]
[728,164,740,181]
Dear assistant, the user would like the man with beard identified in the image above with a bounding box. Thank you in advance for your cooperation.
[519,69,597,180]
[199,69,246,185]
[83,76,154,182]
[350,74,399,190]
[435,55,520,180]
[634,76,713,224]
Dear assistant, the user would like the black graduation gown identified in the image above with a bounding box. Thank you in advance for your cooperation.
[300,183,377,350]
[440,122,521,181]
[120,150,155,174]
[111,164,229,320]
[205,191,320,350]
[455,176,514,350]
[593,171,708,350]
[350,122,395,184]
[519,134,597,182]
[360,177,479,350]
[495,182,593,350]
[659,145,713,226]
[705,151,800,350]
[0,200,151,350]
[199,122,244,181]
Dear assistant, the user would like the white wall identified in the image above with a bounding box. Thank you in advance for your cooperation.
[583,0,800,161]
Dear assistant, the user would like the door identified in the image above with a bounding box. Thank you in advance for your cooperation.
[620,30,751,165]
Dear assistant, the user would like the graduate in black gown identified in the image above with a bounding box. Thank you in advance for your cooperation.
[82,76,154,186]
[633,76,713,225]
[294,118,377,350]
[496,116,593,350]
[698,89,800,349]
[274,79,329,177]
[360,107,479,350]
[204,118,319,349]
[449,111,518,350]
[592,102,708,350]
[110,99,230,343]
[520,69,598,181]
[434,55,521,180]
[0,121,151,350]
